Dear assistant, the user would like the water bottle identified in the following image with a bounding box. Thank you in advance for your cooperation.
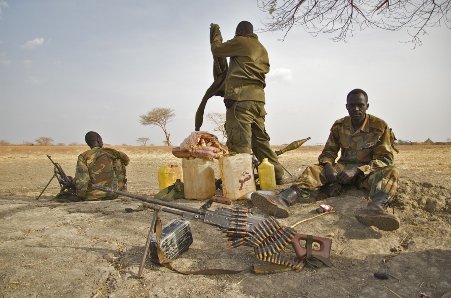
[158,164,183,190]
[258,158,276,191]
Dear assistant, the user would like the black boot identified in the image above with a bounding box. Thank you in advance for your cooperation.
[355,192,400,231]
[251,186,306,218]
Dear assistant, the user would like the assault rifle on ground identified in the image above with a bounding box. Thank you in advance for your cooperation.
[92,184,332,275]
[36,155,76,200]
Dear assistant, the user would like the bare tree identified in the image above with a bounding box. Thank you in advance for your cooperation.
[137,137,150,146]
[206,112,227,141]
[35,137,54,146]
[258,0,451,47]
[139,108,175,146]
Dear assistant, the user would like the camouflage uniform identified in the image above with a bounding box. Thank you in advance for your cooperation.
[211,26,284,180]
[75,147,129,200]
[294,114,398,199]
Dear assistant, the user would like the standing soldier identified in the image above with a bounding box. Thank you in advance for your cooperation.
[210,21,286,184]
[252,89,400,231]
[75,131,129,200]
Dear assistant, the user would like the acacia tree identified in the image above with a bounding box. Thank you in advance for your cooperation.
[206,112,227,141]
[258,0,451,46]
[139,108,175,146]
[136,137,150,146]
[35,137,54,146]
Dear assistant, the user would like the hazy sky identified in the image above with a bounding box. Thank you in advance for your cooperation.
[1,1,450,146]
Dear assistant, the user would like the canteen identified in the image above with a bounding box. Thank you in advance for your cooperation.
[182,158,216,200]
[258,158,276,191]
[220,153,256,200]
[158,164,183,190]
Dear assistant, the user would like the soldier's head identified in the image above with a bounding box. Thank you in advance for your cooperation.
[235,21,253,36]
[85,131,103,148]
[346,89,369,126]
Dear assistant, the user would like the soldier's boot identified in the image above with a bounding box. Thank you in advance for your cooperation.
[251,186,309,218]
[355,192,400,231]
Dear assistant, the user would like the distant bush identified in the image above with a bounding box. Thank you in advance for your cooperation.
[0,140,10,146]
[396,140,414,145]
[35,137,54,146]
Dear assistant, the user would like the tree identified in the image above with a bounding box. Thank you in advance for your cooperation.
[258,0,451,46]
[35,137,54,146]
[206,112,227,141]
[0,140,10,146]
[137,137,150,146]
[139,108,175,146]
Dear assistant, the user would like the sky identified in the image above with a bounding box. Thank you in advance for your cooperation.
[1,1,450,146]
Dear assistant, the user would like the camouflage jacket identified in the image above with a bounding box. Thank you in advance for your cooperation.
[75,147,129,200]
[211,25,268,102]
[318,114,395,175]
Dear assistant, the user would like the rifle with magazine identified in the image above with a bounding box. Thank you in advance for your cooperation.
[92,184,332,276]
[36,155,76,200]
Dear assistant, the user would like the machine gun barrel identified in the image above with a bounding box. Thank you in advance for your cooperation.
[92,184,205,215]
[91,185,237,229]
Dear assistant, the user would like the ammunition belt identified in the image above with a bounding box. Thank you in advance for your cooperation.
[226,207,304,271]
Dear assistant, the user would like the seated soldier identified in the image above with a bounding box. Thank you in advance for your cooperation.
[74,131,130,200]
[251,89,400,231]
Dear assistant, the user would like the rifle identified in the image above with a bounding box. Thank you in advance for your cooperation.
[36,155,76,200]
[91,184,332,275]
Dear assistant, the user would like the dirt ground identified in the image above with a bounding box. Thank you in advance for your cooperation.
[0,145,450,298]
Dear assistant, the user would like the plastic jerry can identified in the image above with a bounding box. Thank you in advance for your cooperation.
[158,164,183,190]
[258,158,276,191]
[220,153,256,200]
[182,158,216,200]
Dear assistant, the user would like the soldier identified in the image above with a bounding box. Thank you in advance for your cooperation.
[74,131,129,200]
[210,21,286,184]
[251,89,400,231]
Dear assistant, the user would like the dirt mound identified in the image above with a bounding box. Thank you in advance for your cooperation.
[394,179,451,213]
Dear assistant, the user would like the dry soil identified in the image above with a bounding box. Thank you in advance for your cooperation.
[0,145,450,298]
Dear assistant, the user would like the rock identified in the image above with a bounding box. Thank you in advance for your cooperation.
[425,197,445,213]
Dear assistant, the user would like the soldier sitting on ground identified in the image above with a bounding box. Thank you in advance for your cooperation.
[251,88,400,231]
[74,131,130,200]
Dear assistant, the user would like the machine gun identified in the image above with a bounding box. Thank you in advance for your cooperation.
[36,155,76,200]
[92,184,332,276]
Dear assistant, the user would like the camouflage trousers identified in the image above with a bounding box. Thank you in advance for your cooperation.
[225,100,283,180]
[293,163,399,199]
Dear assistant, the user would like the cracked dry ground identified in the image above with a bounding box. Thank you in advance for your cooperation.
[0,145,450,297]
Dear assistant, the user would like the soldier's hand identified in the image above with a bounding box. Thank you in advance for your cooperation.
[323,163,337,183]
[336,168,360,184]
